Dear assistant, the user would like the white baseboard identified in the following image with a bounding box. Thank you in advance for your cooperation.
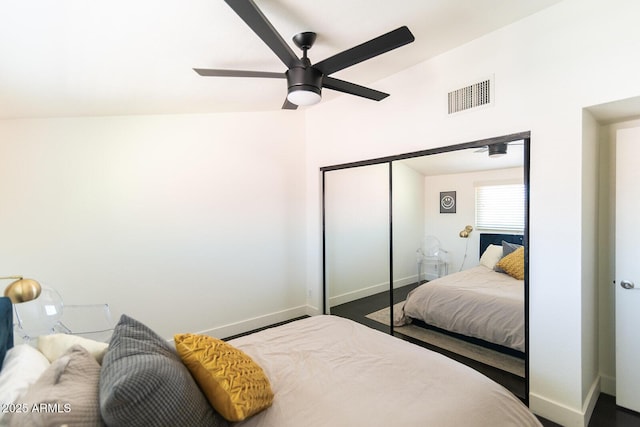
[329,283,387,307]
[305,305,321,316]
[530,376,600,427]
[530,392,583,427]
[194,305,314,339]
[329,276,417,307]
[582,376,601,427]
[393,274,419,289]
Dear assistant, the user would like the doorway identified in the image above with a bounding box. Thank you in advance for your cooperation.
[614,125,640,412]
[587,97,640,407]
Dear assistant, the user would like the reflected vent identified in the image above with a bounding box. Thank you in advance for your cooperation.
[448,77,493,114]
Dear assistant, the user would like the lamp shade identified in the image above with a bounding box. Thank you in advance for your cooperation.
[459,225,473,238]
[2,277,42,304]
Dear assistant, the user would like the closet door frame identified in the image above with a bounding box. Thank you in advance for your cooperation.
[321,130,530,403]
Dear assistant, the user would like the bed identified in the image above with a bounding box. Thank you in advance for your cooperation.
[0,297,541,426]
[395,233,525,353]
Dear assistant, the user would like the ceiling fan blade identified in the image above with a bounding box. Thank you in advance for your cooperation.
[322,76,389,101]
[281,98,298,110]
[193,68,285,79]
[314,26,415,76]
[224,0,302,69]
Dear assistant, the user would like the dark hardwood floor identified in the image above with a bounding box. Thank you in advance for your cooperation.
[586,394,640,427]
[330,285,640,427]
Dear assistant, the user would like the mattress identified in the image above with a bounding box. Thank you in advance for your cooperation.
[229,315,539,426]
[396,265,524,352]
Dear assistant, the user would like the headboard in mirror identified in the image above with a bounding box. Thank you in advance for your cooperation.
[479,233,524,256]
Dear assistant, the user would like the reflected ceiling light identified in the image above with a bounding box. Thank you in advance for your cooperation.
[488,143,508,158]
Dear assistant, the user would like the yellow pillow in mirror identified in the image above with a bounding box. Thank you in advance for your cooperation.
[495,246,525,280]
[174,333,273,422]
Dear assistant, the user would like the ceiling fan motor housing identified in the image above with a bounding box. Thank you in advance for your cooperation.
[286,66,323,97]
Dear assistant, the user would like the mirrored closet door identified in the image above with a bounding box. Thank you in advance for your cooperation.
[322,132,530,402]
[323,162,393,333]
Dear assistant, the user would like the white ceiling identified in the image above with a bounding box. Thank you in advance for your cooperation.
[398,142,524,176]
[0,0,563,119]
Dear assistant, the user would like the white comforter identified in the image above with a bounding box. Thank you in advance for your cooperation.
[230,315,539,427]
[396,265,525,352]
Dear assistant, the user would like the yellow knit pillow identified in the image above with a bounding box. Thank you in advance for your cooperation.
[495,246,525,280]
[174,333,273,422]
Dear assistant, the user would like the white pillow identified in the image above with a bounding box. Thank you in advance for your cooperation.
[0,345,50,426]
[37,334,108,365]
[479,244,504,269]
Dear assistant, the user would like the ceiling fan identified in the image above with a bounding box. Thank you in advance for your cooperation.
[194,0,415,109]
[475,141,524,157]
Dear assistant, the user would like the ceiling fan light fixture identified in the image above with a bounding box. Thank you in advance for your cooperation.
[488,143,508,158]
[287,86,321,106]
[286,67,323,106]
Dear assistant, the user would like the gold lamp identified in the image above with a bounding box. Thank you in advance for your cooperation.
[1,276,42,304]
[459,225,473,238]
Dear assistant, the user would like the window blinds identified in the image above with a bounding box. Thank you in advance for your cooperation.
[475,184,525,231]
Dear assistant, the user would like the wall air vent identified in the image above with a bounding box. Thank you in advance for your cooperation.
[447,76,493,114]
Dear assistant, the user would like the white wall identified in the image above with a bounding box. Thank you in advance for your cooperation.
[0,111,307,339]
[597,119,616,395]
[581,110,600,416]
[392,162,424,287]
[305,0,640,424]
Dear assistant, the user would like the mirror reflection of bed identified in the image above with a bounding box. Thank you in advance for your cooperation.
[324,134,529,401]
[395,233,525,357]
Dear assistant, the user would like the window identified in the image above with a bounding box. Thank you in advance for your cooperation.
[475,184,525,231]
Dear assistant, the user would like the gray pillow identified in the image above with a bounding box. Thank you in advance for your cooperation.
[99,314,228,427]
[494,240,523,273]
[8,344,104,427]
